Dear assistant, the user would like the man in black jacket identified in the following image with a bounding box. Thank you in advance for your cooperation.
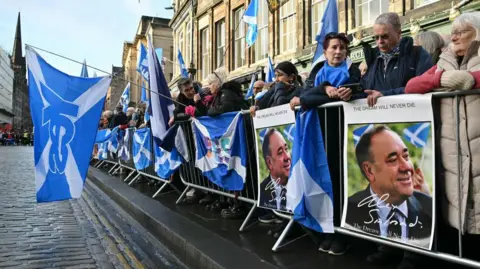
[109,105,128,128]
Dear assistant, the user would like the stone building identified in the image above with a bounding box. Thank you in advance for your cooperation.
[122,16,174,105]
[168,0,480,90]
[0,47,14,126]
[11,12,31,132]
[105,66,127,111]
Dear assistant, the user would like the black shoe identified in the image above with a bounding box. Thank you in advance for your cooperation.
[328,239,348,256]
[318,236,333,253]
[366,249,397,265]
[221,205,245,219]
[258,212,283,224]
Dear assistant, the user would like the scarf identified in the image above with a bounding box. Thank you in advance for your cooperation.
[314,61,350,87]
[378,46,400,72]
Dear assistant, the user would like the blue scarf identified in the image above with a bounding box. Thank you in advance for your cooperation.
[314,61,350,87]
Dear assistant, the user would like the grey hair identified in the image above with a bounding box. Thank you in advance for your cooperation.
[414,31,444,54]
[205,67,229,86]
[452,12,480,41]
[375,12,401,32]
[102,110,113,119]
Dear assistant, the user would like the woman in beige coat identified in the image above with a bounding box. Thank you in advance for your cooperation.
[406,12,480,235]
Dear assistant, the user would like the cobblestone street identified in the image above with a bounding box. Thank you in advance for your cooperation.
[0,146,167,269]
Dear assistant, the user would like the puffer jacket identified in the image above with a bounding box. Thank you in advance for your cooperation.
[406,41,480,234]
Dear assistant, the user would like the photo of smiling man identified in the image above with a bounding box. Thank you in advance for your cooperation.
[343,124,434,249]
[257,127,293,212]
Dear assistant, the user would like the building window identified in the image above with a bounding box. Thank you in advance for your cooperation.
[216,20,226,68]
[414,0,438,8]
[312,0,327,40]
[254,0,269,62]
[186,21,191,66]
[233,7,246,69]
[280,0,296,53]
[201,28,211,79]
[356,0,389,27]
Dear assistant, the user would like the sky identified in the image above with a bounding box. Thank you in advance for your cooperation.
[0,0,173,77]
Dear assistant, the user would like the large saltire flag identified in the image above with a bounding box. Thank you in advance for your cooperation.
[132,128,152,170]
[286,109,334,233]
[154,124,189,179]
[26,47,111,202]
[192,112,247,190]
[403,122,430,148]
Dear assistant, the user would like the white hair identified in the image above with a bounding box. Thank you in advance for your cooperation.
[375,12,401,32]
[452,12,480,41]
[205,67,229,86]
[414,31,444,54]
[103,110,113,119]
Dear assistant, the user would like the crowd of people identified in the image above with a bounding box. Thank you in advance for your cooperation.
[164,11,480,269]
[0,129,33,146]
[97,10,480,269]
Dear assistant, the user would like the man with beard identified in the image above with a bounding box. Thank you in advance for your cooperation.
[259,129,292,211]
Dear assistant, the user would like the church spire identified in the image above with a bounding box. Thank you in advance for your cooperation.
[12,12,23,66]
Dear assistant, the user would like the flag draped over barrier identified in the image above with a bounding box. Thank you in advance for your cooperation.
[132,128,152,170]
[95,127,118,144]
[27,47,111,203]
[118,129,131,161]
[154,124,189,179]
[192,112,247,190]
[286,109,334,233]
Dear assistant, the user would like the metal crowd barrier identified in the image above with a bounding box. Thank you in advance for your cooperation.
[175,112,260,232]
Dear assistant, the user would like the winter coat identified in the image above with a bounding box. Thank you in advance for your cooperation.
[257,81,302,109]
[196,81,250,117]
[405,41,480,234]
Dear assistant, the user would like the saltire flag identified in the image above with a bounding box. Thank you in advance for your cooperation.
[192,112,247,190]
[286,109,334,233]
[403,122,430,148]
[137,43,149,81]
[244,74,256,100]
[177,50,189,78]
[259,127,269,143]
[243,0,258,47]
[97,142,109,160]
[26,47,111,202]
[118,129,131,161]
[147,38,175,144]
[353,124,374,147]
[132,128,152,170]
[80,59,89,78]
[265,56,275,83]
[154,124,189,179]
[312,0,338,68]
[120,83,130,113]
[283,124,295,142]
[95,127,119,144]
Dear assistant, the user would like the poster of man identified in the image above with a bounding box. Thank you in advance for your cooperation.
[341,95,435,250]
[253,104,295,213]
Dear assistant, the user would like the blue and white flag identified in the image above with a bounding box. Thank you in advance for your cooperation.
[193,112,247,190]
[147,39,175,144]
[283,124,295,142]
[245,74,256,100]
[255,90,268,100]
[118,129,131,161]
[243,0,258,47]
[403,123,430,148]
[154,124,189,179]
[95,127,118,144]
[353,124,374,147]
[97,141,109,160]
[286,109,334,233]
[120,83,130,113]
[137,43,149,81]
[132,128,152,170]
[265,56,275,83]
[80,59,89,78]
[177,50,189,78]
[259,127,269,143]
[26,47,111,202]
[312,0,338,68]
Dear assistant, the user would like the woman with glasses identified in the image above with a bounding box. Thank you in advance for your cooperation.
[289,32,361,110]
[405,12,480,245]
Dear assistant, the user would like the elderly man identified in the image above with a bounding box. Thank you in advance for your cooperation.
[360,12,433,107]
